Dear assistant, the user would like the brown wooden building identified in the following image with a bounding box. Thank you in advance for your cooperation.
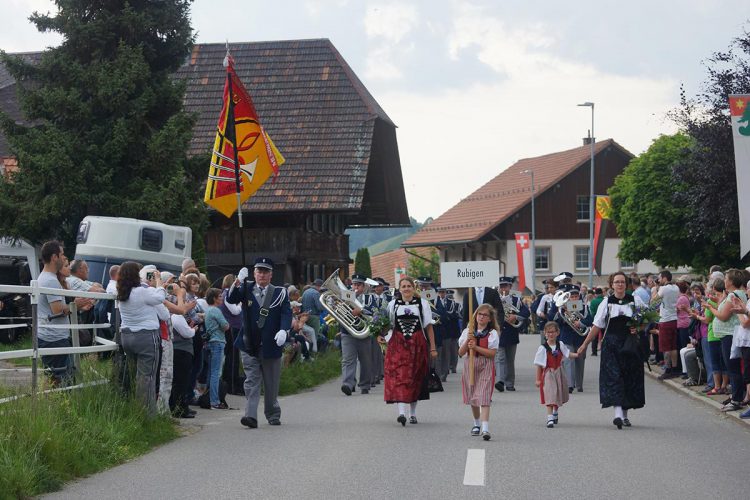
[0,40,411,285]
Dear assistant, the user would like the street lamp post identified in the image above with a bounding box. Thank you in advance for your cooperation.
[521,169,535,293]
[578,101,595,289]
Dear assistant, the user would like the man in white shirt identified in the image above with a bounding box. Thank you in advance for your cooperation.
[654,270,680,379]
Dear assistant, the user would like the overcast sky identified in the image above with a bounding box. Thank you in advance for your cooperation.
[2,0,748,222]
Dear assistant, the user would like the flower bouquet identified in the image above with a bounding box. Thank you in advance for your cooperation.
[368,309,392,353]
[627,303,660,330]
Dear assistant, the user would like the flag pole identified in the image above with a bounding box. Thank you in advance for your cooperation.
[225,48,247,267]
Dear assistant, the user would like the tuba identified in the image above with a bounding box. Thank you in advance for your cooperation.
[500,291,524,328]
[319,269,371,339]
[553,290,591,337]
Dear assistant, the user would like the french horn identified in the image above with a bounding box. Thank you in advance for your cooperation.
[553,290,590,337]
[500,291,524,328]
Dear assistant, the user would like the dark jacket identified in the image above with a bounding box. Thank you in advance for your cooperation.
[547,301,592,350]
[227,280,292,359]
[498,295,530,347]
[462,287,504,327]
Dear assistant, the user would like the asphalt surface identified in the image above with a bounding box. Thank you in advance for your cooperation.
[44,336,750,500]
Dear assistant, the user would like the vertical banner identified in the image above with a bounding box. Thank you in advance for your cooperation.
[593,195,611,276]
[514,233,533,292]
[394,263,406,288]
[730,95,750,258]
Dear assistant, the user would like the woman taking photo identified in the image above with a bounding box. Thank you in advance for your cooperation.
[117,261,168,417]
[379,276,438,426]
[578,272,646,429]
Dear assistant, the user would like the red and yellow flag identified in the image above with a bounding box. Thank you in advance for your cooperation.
[593,195,611,276]
[204,55,285,218]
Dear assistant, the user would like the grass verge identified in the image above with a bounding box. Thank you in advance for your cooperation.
[0,356,178,499]
[278,349,341,396]
[0,336,32,367]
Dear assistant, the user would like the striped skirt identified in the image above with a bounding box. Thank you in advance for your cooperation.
[461,354,495,406]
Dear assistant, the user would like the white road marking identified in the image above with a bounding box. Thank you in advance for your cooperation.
[463,449,485,486]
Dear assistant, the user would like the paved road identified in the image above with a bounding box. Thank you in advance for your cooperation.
[45,336,750,499]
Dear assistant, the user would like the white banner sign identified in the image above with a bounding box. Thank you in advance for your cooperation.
[440,261,500,288]
[730,94,750,258]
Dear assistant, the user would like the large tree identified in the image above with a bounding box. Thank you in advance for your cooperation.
[609,133,695,267]
[669,28,750,269]
[0,0,207,252]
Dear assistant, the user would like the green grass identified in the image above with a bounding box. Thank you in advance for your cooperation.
[0,337,32,367]
[278,349,342,396]
[0,356,178,499]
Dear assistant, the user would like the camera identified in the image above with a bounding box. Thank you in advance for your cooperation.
[167,284,175,294]
[146,272,154,280]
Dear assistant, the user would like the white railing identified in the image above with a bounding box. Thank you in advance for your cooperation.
[0,280,120,399]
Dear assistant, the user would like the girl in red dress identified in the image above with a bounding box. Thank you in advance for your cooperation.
[458,303,499,441]
[534,321,578,428]
[379,276,438,426]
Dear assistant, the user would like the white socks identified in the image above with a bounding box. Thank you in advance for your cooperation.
[623,409,629,419]
[398,403,407,416]
[410,402,417,417]
[473,418,480,426]
[614,406,624,420]
[481,421,489,432]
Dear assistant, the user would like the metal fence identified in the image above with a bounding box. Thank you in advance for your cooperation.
[0,280,119,400]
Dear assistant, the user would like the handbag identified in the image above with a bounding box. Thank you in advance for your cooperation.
[619,332,643,359]
[426,367,444,393]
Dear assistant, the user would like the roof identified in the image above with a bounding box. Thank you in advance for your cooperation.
[348,246,435,282]
[0,40,409,223]
[402,139,631,247]
[176,39,397,214]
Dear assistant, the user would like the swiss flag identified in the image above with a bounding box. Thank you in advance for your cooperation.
[515,233,533,293]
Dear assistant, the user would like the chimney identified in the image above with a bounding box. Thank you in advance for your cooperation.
[582,137,592,145]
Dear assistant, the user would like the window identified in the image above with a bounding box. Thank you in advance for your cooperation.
[575,246,590,270]
[140,228,163,252]
[576,195,590,222]
[535,247,550,271]
[620,259,635,270]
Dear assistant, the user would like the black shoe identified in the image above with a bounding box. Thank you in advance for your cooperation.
[451,369,457,374]
[568,387,574,394]
[397,414,406,426]
[577,387,583,393]
[591,352,597,357]
[441,376,447,382]
[179,412,196,419]
[495,381,505,392]
[482,431,491,441]
[240,417,258,428]
[268,419,281,426]
[341,385,352,396]
[613,417,623,429]
[623,418,631,427]
[506,387,516,392]
[409,416,418,424]
[361,389,369,395]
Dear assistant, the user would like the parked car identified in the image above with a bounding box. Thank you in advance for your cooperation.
[0,238,38,344]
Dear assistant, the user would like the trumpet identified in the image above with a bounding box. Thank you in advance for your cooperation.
[553,290,590,337]
[319,269,371,339]
[500,291,524,328]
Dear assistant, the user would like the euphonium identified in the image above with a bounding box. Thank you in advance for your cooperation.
[553,291,590,337]
[500,291,524,328]
[319,269,371,339]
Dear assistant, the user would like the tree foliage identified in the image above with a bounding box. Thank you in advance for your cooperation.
[609,134,694,267]
[0,0,208,251]
[669,28,750,269]
[611,27,750,271]
[407,248,440,282]
[354,248,372,277]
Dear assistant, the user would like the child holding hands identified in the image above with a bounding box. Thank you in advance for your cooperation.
[534,321,578,428]
[459,303,500,441]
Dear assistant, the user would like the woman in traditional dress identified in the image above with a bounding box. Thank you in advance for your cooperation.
[458,303,499,440]
[578,271,646,429]
[379,276,438,426]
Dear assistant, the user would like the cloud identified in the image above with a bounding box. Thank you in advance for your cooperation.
[305,0,350,19]
[0,0,61,52]
[377,4,678,221]
[363,2,418,81]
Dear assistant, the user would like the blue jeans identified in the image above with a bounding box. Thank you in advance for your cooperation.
[700,337,713,387]
[38,337,74,385]
[207,342,225,406]
[709,340,725,375]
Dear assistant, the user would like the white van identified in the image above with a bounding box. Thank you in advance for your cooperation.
[74,216,192,288]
